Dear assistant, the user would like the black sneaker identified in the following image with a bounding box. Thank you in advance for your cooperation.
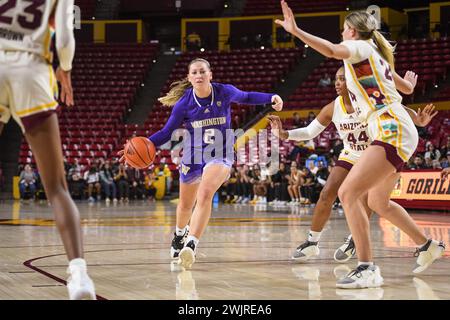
[333,235,356,263]
[179,240,197,269]
[170,227,189,259]
[291,240,319,261]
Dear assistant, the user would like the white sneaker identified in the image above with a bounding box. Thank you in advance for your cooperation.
[178,240,196,269]
[413,239,445,274]
[292,241,319,261]
[336,265,384,289]
[66,258,96,300]
[334,235,356,263]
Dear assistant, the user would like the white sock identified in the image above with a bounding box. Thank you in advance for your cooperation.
[308,230,322,242]
[186,235,199,246]
[68,258,87,273]
[176,226,187,236]
[358,261,373,267]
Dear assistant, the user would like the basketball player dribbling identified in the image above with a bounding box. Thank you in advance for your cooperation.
[120,58,283,269]
[276,0,445,288]
[0,0,95,299]
[269,66,437,263]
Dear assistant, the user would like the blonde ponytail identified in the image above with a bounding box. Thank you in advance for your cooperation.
[372,30,395,70]
[345,12,396,70]
[158,57,211,107]
[158,78,192,107]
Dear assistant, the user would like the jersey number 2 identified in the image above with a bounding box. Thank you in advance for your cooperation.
[0,0,45,30]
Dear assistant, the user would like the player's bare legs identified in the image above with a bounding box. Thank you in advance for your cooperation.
[178,164,230,268]
[170,182,200,259]
[25,114,83,259]
[292,166,349,261]
[311,166,349,231]
[368,172,426,245]
[25,113,95,299]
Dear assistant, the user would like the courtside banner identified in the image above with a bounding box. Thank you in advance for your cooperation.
[391,171,450,201]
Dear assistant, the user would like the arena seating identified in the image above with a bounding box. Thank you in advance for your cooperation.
[243,0,349,16]
[18,42,159,167]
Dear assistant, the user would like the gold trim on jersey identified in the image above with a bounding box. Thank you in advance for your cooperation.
[368,55,392,105]
[16,101,58,117]
[388,107,408,161]
[338,156,356,164]
[339,96,347,115]
[345,61,376,112]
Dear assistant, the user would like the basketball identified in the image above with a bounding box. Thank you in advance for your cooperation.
[124,137,156,169]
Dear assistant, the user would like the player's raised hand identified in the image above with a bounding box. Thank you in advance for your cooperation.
[271,94,283,111]
[267,115,289,139]
[56,67,74,107]
[275,1,299,35]
[415,104,438,127]
[404,71,418,90]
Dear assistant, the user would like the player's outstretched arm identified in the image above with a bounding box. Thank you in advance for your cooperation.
[275,1,350,60]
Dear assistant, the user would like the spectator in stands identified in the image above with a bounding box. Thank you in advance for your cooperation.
[287,165,302,204]
[318,73,332,87]
[306,111,316,124]
[186,31,202,51]
[84,165,101,202]
[19,164,37,200]
[114,163,129,202]
[249,167,269,204]
[127,167,145,200]
[154,163,169,195]
[292,112,303,128]
[68,161,85,200]
[307,161,318,175]
[409,155,426,170]
[144,170,157,201]
[223,167,238,203]
[299,167,315,204]
[236,165,252,203]
[269,162,289,204]
[424,142,441,162]
[432,159,442,169]
[160,164,173,195]
[440,136,450,157]
[99,161,117,203]
[441,152,450,168]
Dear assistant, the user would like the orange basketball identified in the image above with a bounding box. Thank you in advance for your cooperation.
[124,137,156,169]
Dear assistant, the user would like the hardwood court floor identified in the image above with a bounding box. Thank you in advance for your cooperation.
[0,200,448,300]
